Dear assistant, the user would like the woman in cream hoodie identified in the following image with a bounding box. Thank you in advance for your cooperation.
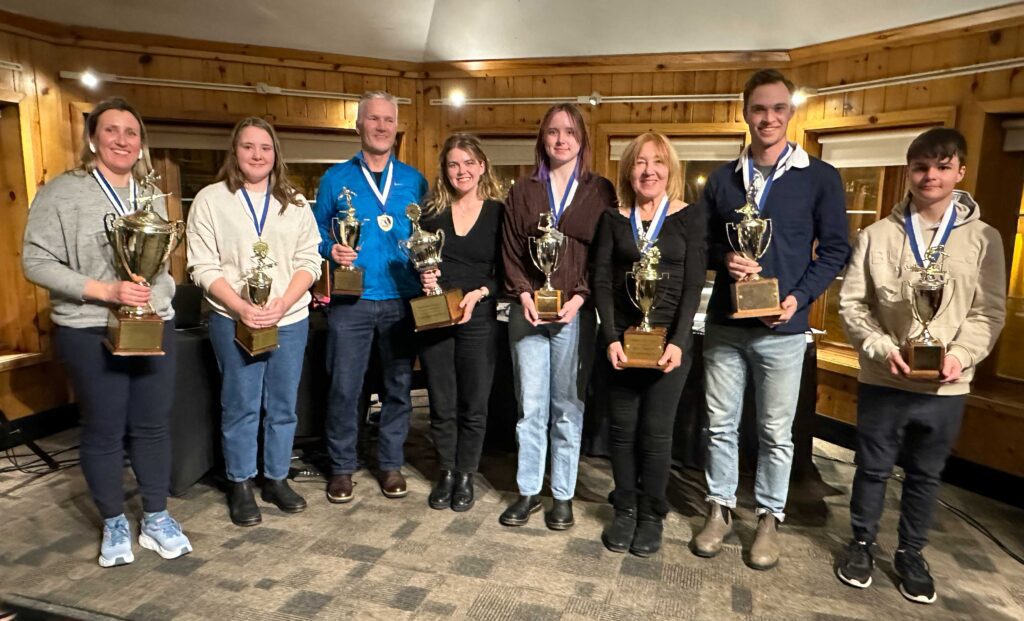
[836,128,1005,605]
[187,117,321,527]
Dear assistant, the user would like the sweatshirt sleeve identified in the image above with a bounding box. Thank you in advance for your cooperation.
[838,231,899,363]
[21,182,91,301]
[590,210,618,349]
[947,226,1007,369]
[501,183,532,297]
[185,190,225,292]
[669,202,709,351]
[292,199,324,281]
[789,166,851,309]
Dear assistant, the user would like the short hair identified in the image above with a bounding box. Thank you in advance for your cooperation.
[742,69,795,112]
[906,127,967,165]
[357,90,399,124]
[77,97,151,181]
[616,132,684,208]
[532,103,593,180]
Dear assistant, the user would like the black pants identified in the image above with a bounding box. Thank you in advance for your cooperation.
[54,323,176,519]
[851,382,965,551]
[417,301,498,473]
[607,352,692,517]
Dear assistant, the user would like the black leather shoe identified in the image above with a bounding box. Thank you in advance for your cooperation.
[429,470,456,510]
[630,512,664,557]
[451,472,475,512]
[601,506,637,553]
[545,499,575,531]
[228,479,262,526]
[499,495,542,526]
[261,478,307,513]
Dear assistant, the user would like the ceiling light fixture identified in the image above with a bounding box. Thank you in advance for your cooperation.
[80,70,101,89]
[0,60,23,72]
[449,90,466,107]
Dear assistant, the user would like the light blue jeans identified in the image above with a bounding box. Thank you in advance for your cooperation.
[508,305,586,500]
[703,323,806,521]
[208,313,309,482]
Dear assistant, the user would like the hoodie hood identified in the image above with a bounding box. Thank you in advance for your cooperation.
[889,189,980,228]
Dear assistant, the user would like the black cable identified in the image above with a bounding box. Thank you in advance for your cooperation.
[813,451,1024,566]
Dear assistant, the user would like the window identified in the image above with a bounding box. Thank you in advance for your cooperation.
[996,119,1024,382]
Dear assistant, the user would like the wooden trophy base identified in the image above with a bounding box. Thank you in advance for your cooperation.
[902,341,945,379]
[621,326,667,368]
[411,288,464,331]
[730,277,782,319]
[235,322,279,356]
[535,289,563,321]
[104,312,166,356]
[313,259,331,298]
[332,266,364,297]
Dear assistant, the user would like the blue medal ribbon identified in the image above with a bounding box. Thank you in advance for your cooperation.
[92,168,137,217]
[547,169,578,226]
[630,194,670,255]
[745,143,791,213]
[358,156,394,214]
[240,174,271,239]
[905,200,956,268]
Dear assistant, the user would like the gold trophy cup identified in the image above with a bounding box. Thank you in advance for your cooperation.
[726,185,782,318]
[901,248,950,379]
[529,211,566,320]
[102,172,184,355]
[400,203,464,331]
[330,187,364,297]
[622,247,669,368]
[235,245,279,356]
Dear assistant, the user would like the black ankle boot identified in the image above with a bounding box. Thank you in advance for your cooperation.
[630,511,664,557]
[229,479,262,526]
[429,470,456,510]
[451,472,475,512]
[601,505,637,553]
[261,478,307,513]
[545,499,575,530]
[499,495,542,526]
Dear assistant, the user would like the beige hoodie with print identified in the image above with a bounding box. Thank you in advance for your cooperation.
[839,190,1006,396]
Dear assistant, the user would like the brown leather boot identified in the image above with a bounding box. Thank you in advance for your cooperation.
[749,513,781,570]
[378,470,408,498]
[692,502,733,558]
[326,474,354,504]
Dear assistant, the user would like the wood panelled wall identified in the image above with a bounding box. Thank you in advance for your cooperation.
[0,13,1022,475]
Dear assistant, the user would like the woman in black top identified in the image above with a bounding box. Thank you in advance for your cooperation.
[592,132,707,556]
[418,133,504,512]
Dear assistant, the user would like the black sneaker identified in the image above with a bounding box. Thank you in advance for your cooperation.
[894,548,937,604]
[836,540,874,588]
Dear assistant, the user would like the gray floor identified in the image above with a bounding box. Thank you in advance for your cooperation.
[1,397,1022,620]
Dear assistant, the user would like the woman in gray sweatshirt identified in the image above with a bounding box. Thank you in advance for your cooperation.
[21,98,193,568]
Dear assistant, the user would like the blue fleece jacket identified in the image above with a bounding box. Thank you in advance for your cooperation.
[704,144,850,334]
[314,152,429,301]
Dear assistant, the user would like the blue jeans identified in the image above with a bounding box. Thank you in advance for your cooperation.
[508,305,588,500]
[703,323,806,520]
[325,297,414,474]
[208,313,309,482]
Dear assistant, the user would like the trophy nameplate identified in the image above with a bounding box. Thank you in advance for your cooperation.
[410,288,464,331]
[622,326,667,368]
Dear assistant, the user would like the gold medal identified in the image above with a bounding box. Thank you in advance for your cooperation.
[377,214,394,231]
[253,239,269,257]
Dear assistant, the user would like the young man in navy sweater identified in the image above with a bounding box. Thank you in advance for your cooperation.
[692,69,850,570]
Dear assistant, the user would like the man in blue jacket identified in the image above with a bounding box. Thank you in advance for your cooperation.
[314,91,429,504]
[692,69,850,569]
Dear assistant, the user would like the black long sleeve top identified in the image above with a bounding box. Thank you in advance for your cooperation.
[421,199,504,295]
[592,203,708,351]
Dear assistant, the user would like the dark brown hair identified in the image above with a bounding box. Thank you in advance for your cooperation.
[742,69,796,112]
[216,117,304,212]
[906,127,967,165]
[532,103,592,180]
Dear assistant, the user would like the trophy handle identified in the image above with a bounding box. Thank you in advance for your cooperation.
[436,228,445,255]
[528,237,543,274]
[934,277,955,322]
[625,272,640,311]
[109,220,138,284]
[758,219,773,261]
[725,222,740,255]
[330,216,340,243]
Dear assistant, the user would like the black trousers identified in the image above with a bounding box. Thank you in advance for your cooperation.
[606,352,693,517]
[54,322,176,519]
[851,382,965,551]
[417,300,498,473]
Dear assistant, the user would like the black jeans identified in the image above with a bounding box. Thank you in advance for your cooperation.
[606,353,692,516]
[54,323,176,519]
[851,382,965,551]
[417,300,498,472]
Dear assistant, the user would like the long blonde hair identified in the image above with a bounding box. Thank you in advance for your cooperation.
[76,98,152,182]
[616,132,684,208]
[425,133,503,217]
[216,117,304,213]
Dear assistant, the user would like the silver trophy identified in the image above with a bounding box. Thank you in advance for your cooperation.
[400,203,463,330]
[901,247,951,378]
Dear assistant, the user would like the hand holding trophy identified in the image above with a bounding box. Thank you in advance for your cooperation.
[234,243,279,356]
[622,247,669,368]
[330,187,364,296]
[901,246,951,378]
[103,170,185,355]
[726,182,782,318]
[529,211,567,320]
[401,203,464,331]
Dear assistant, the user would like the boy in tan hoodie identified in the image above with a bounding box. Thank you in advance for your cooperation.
[836,127,1006,604]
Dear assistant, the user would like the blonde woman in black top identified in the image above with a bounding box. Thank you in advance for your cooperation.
[418,133,504,511]
[592,132,707,556]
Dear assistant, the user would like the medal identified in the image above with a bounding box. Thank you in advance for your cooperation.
[252,239,270,256]
[547,169,579,226]
[238,174,272,259]
[377,214,394,231]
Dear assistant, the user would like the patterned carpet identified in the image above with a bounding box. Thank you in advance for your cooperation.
[1,395,1022,620]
